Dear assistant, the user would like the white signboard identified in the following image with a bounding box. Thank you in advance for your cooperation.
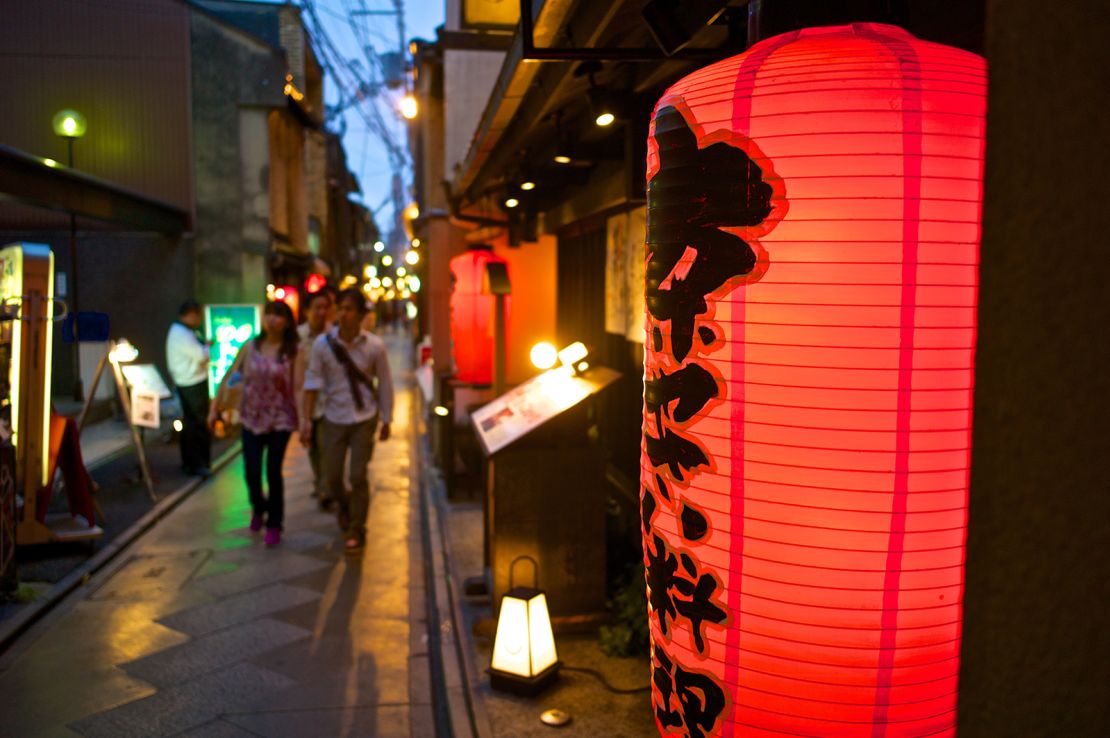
[121,363,173,399]
[131,390,161,429]
[471,366,620,456]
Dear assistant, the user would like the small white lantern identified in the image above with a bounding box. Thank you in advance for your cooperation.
[489,586,559,695]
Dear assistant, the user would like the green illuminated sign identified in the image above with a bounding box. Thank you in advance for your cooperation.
[204,304,261,398]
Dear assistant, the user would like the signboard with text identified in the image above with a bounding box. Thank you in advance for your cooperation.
[204,304,260,399]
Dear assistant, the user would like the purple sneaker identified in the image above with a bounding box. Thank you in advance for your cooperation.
[264,528,281,546]
[249,512,264,532]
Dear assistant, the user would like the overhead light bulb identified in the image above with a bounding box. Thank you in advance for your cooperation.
[520,181,536,191]
[411,238,421,247]
[382,254,394,266]
[553,154,571,164]
[374,241,386,252]
[530,342,558,370]
[504,197,520,209]
[397,267,407,277]
[595,112,615,127]
[405,250,420,265]
[400,95,418,120]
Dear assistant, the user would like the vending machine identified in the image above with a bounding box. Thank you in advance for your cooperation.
[0,242,99,545]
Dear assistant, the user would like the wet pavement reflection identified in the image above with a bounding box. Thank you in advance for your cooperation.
[0,334,432,738]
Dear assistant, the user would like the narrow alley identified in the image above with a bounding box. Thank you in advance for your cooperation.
[0,336,434,738]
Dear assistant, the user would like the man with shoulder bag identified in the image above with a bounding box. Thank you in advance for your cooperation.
[300,288,394,552]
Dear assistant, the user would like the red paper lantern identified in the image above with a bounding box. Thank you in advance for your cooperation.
[641,24,986,737]
[450,247,509,385]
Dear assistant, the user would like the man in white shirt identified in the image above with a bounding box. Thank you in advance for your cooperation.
[166,299,211,476]
[296,287,334,508]
[301,288,394,552]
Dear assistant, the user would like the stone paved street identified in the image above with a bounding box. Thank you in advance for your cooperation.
[0,336,433,738]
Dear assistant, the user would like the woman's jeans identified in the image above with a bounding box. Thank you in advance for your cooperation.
[241,429,292,529]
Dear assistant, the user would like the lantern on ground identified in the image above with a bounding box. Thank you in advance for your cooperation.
[489,586,559,695]
[640,24,987,736]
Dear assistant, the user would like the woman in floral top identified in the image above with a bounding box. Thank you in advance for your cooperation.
[209,300,299,545]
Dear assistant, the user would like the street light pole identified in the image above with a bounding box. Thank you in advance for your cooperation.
[67,136,82,401]
[53,109,87,403]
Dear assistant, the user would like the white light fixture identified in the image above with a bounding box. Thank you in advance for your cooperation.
[405,250,420,265]
[433,405,449,417]
[595,112,615,127]
[530,342,558,370]
[411,238,421,248]
[504,197,519,209]
[381,254,394,267]
[373,240,386,252]
[520,181,536,191]
[109,338,139,364]
[553,154,571,165]
[490,585,559,695]
[557,341,588,368]
[173,419,184,433]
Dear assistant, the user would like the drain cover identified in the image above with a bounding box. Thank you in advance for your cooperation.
[540,709,572,727]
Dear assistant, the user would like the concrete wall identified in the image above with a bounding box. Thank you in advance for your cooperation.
[958,1,1110,735]
[190,11,284,304]
[443,50,506,176]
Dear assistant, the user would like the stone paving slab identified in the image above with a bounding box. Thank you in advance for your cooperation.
[179,719,261,738]
[158,583,322,637]
[192,551,333,599]
[69,661,296,738]
[122,617,310,687]
[225,704,414,738]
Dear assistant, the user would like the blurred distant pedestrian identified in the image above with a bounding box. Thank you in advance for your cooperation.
[166,299,211,476]
[209,300,300,546]
[297,287,333,509]
[300,288,393,552]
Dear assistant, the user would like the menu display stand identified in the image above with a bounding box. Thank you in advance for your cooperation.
[471,365,620,624]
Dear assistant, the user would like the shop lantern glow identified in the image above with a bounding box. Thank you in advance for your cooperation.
[449,246,509,385]
[489,586,559,695]
[640,24,986,737]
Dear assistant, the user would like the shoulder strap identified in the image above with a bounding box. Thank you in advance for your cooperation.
[325,334,379,410]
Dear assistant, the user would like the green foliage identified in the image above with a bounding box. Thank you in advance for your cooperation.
[599,563,650,657]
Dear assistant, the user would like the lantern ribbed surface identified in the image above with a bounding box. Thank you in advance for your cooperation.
[640,23,986,737]
[449,248,508,384]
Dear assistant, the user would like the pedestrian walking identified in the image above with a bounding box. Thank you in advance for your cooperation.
[300,288,394,552]
[296,287,333,509]
[209,300,300,546]
[166,299,211,476]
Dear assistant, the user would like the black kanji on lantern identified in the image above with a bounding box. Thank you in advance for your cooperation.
[653,647,726,738]
[646,534,727,654]
[646,104,773,363]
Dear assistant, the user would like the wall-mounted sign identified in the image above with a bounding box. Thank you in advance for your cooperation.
[462,0,518,29]
[204,304,260,399]
[605,207,647,343]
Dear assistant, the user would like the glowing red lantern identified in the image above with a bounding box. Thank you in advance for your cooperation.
[304,273,327,293]
[450,246,509,385]
[641,24,986,736]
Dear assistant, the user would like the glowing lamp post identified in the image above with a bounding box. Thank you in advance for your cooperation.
[53,109,87,401]
[490,585,559,695]
[641,24,987,736]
